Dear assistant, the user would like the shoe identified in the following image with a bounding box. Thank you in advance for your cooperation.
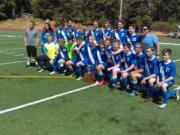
[128,92,135,97]
[38,69,45,72]
[94,81,99,85]
[76,77,82,80]
[49,71,57,75]
[159,103,167,108]
[35,62,38,66]
[109,85,115,92]
[98,80,105,86]
[120,90,126,94]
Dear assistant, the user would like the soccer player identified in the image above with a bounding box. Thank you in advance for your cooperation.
[127,25,141,53]
[107,40,123,89]
[113,20,128,46]
[55,38,68,73]
[119,43,136,93]
[65,36,77,75]
[56,20,64,42]
[85,36,97,81]
[73,36,87,80]
[141,25,160,56]
[41,22,54,53]
[86,21,103,45]
[72,23,84,41]
[157,48,178,108]
[102,20,113,40]
[129,42,145,96]
[37,35,58,74]
[141,46,159,101]
[24,21,38,67]
[60,22,72,42]
[95,40,108,85]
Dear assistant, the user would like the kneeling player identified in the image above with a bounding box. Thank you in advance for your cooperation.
[95,40,108,85]
[120,43,136,93]
[141,46,159,101]
[157,48,178,108]
[129,42,145,96]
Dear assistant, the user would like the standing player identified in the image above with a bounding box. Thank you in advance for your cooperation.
[157,48,178,108]
[41,22,54,53]
[102,20,113,40]
[127,25,141,53]
[141,46,159,101]
[113,20,128,46]
[24,21,38,67]
[141,25,160,56]
[85,21,103,46]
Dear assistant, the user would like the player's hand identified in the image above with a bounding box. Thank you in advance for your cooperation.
[141,79,146,85]
[156,82,162,87]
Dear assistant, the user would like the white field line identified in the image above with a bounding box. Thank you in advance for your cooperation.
[0,83,98,115]
[0,35,23,38]
[14,54,24,57]
[174,59,180,62]
[160,42,180,46]
[0,57,179,115]
[0,60,25,66]
[0,48,25,51]
[6,53,16,55]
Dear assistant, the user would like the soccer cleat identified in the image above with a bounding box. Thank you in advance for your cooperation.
[49,71,57,75]
[35,62,38,66]
[159,103,167,108]
[98,80,105,86]
[76,77,82,81]
[38,69,45,73]
[94,81,99,85]
[109,85,115,92]
[128,92,135,97]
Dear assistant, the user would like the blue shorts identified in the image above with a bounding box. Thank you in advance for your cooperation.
[166,81,175,88]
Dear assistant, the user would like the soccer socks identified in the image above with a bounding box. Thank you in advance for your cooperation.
[98,72,104,81]
[131,80,138,91]
[162,90,176,104]
[75,66,82,77]
[111,76,117,86]
[122,77,128,88]
[148,85,156,97]
[51,63,57,72]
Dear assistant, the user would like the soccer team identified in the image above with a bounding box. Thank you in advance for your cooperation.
[24,20,179,108]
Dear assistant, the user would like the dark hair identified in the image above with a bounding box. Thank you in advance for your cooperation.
[146,46,154,52]
[99,39,105,45]
[143,25,151,30]
[162,48,172,55]
[113,39,121,45]
[43,22,54,32]
[117,20,125,25]
[123,42,131,49]
[135,42,143,49]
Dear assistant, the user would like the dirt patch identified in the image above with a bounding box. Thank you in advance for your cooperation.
[0,18,53,31]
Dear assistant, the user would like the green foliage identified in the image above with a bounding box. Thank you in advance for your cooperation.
[123,0,152,28]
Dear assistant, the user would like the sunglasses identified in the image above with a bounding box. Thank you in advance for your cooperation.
[142,28,148,31]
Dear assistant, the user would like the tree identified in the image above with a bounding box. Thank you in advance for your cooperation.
[123,0,152,28]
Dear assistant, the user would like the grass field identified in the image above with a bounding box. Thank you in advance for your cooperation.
[0,30,180,135]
